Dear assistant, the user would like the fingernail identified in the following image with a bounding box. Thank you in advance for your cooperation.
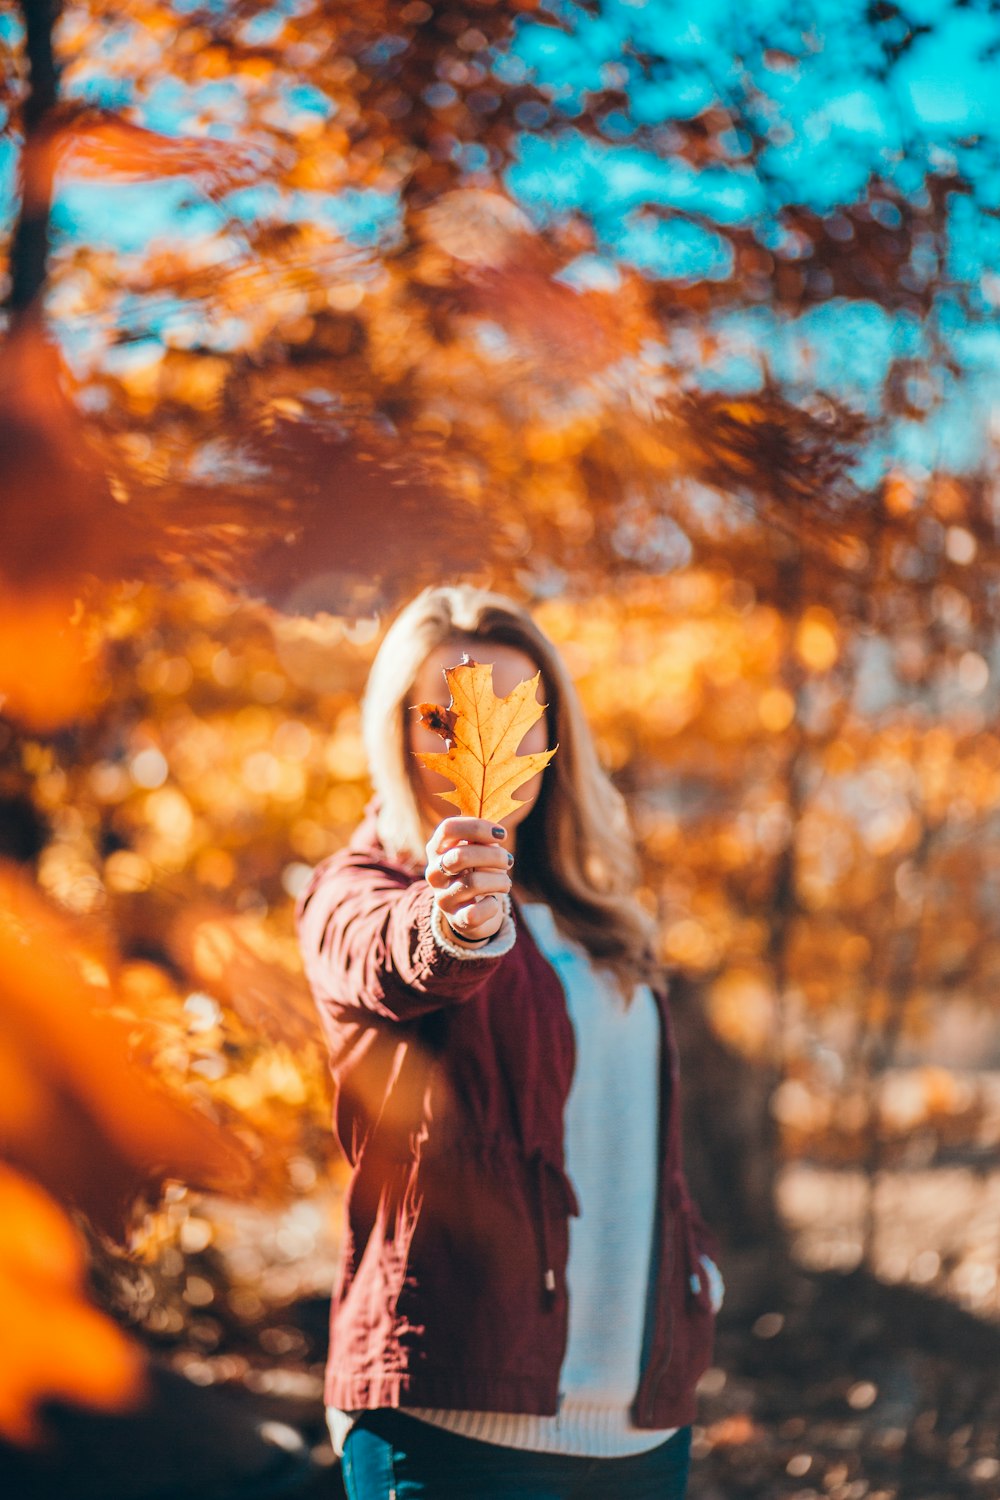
[506,851,514,866]
[492,826,506,839]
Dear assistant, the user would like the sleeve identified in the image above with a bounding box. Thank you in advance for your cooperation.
[295,851,516,1023]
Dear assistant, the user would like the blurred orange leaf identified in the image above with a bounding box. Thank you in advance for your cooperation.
[0,1163,144,1445]
[0,590,102,730]
[0,864,252,1230]
[51,105,266,194]
[0,321,122,591]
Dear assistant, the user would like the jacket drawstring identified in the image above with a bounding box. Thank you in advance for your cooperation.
[671,1172,704,1303]
[532,1151,557,1300]
[531,1151,580,1302]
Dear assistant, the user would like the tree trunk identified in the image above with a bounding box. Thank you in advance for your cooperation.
[9,0,60,320]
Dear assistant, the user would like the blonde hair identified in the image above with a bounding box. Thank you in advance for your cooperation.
[361,584,658,988]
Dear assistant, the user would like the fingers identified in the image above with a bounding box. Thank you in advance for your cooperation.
[426,848,513,904]
[425,818,511,944]
[425,818,512,894]
[442,893,503,940]
[434,868,511,906]
[426,818,507,859]
[426,844,513,888]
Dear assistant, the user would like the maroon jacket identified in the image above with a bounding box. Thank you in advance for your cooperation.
[295,810,717,1426]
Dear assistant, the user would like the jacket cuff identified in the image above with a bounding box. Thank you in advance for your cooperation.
[431,896,516,961]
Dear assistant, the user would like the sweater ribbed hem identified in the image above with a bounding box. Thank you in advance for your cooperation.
[404,1404,679,1457]
[326,1401,680,1460]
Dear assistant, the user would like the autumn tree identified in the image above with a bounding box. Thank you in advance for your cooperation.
[3,1,1000,1457]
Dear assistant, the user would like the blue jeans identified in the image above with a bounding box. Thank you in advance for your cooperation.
[341,1411,692,1500]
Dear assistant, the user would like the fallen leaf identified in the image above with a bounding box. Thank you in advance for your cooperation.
[414,656,556,822]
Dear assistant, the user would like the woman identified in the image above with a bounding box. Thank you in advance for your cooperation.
[296,584,721,1500]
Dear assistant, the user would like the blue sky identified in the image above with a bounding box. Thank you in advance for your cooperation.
[499,0,1000,475]
[3,0,999,477]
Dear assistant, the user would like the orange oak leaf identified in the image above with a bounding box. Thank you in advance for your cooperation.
[414,657,557,822]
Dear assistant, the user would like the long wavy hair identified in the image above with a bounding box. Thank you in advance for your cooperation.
[361,584,658,989]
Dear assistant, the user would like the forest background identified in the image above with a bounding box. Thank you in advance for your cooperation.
[3,0,1000,1496]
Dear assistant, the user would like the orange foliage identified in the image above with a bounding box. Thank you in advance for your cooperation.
[0,321,121,590]
[0,1163,144,1444]
[0,590,102,731]
[51,105,265,193]
[0,323,120,728]
[3,0,1000,1403]
[167,906,322,1052]
[0,863,251,1231]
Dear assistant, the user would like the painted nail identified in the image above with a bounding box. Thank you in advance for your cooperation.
[506,851,514,866]
[492,826,506,839]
